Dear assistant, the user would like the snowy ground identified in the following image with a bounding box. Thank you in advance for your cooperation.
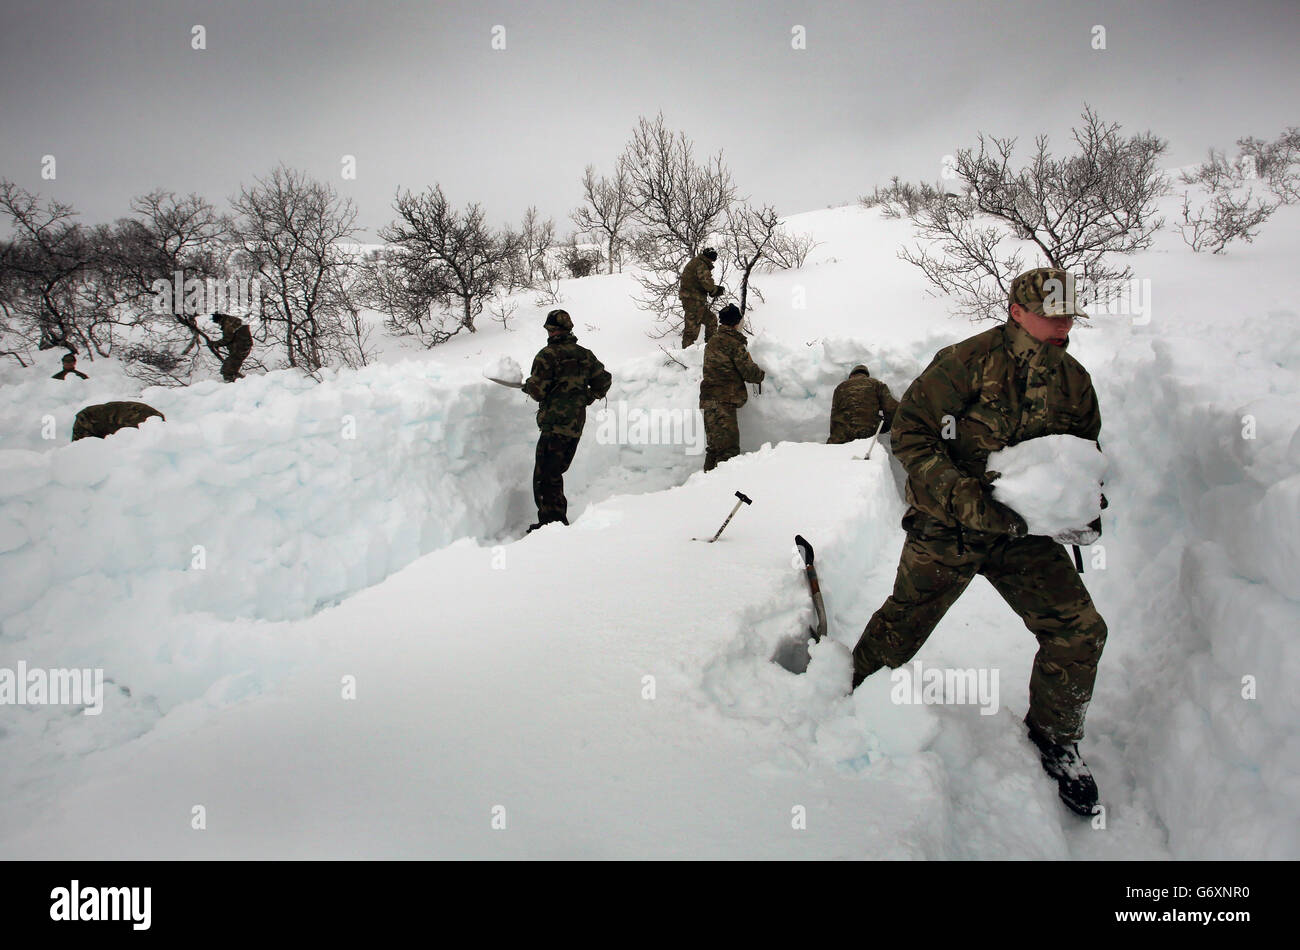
[1,193,1296,858]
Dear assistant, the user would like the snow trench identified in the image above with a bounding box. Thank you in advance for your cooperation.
[0,336,923,755]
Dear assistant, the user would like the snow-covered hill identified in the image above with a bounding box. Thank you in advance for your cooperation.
[1,196,1297,858]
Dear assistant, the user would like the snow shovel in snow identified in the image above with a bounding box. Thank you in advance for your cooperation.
[693,491,752,542]
[794,535,827,642]
[773,534,826,674]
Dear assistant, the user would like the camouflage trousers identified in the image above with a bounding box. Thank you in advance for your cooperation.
[221,345,250,382]
[852,519,1107,743]
[700,401,740,472]
[681,297,717,348]
[533,432,580,525]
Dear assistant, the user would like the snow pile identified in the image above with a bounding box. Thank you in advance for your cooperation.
[3,197,1298,859]
[484,355,523,386]
[0,333,929,789]
[987,434,1108,536]
[1092,328,1300,859]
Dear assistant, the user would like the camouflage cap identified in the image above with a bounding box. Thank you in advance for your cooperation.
[850,364,869,376]
[702,247,718,261]
[544,309,573,331]
[1009,267,1088,319]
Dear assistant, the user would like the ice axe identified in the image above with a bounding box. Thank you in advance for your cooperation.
[863,411,885,460]
[694,491,752,542]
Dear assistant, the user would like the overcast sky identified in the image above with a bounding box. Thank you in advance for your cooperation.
[1,0,1296,237]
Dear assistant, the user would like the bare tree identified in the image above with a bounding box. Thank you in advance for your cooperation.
[898,107,1168,322]
[721,203,816,316]
[518,206,556,286]
[571,162,634,274]
[375,185,509,346]
[229,165,362,371]
[488,297,518,331]
[1175,138,1284,253]
[621,113,737,330]
[1236,127,1300,204]
[337,284,377,369]
[860,177,949,218]
[98,190,243,383]
[767,227,818,270]
[532,270,563,308]
[1177,189,1275,253]
[558,234,601,278]
[498,226,528,292]
[0,181,107,355]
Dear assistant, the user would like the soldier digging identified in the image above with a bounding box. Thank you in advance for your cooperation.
[678,247,726,347]
[827,364,898,444]
[699,304,765,472]
[51,351,89,380]
[211,312,253,383]
[71,401,165,441]
[522,309,612,533]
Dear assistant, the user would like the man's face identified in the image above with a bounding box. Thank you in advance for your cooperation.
[62,356,75,369]
[1011,303,1073,346]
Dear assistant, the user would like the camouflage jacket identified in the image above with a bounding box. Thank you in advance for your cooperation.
[52,368,89,380]
[700,326,765,408]
[678,254,718,302]
[523,333,612,438]
[214,315,253,355]
[893,317,1102,537]
[828,372,898,443]
[71,401,165,441]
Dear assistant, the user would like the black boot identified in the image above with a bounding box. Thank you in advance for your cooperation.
[1026,721,1100,817]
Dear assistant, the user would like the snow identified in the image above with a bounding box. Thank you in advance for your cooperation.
[988,434,1108,537]
[1,194,1297,859]
[484,355,523,385]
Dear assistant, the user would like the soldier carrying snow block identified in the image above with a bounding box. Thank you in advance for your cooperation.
[71,401,165,441]
[522,309,611,532]
[827,364,898,443]
[678,247,726,348]
[850,267,1109,817]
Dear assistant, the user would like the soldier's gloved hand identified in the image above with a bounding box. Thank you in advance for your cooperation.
[712,285,726,298]
[950,476,1027,537]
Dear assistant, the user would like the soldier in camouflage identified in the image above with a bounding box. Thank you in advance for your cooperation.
[678,247,726,348]
[51,352,89,380]
[71,401,165,441]
[850,267,1109,816]
[212,313,253,383]
[522,309,612,531]
[699,304,765,472]
[827,364,898,443]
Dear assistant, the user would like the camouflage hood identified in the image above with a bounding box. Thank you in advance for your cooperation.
[1003,313,1070,372]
